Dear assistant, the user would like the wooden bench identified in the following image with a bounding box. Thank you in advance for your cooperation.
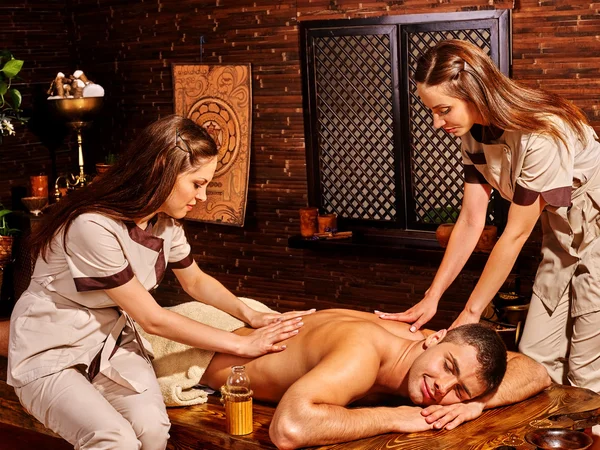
[3,355,600,449]
[0,356,277,449]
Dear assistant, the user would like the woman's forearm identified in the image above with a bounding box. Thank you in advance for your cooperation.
[427,217,483,299]
[149,308,245,353]
[185,270,254,323]
[464,232,528,316]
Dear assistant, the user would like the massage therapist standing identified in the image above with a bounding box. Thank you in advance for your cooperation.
[8,115,313,449]
[376,40,600,394]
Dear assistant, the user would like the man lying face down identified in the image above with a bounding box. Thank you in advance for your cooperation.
[200,309,551,449]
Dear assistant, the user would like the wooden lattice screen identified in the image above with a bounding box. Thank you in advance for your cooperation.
[407,29,494,227]
[301,10,510,232]
[313,31,397,222]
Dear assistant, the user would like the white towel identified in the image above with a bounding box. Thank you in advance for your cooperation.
[135,297,275,406]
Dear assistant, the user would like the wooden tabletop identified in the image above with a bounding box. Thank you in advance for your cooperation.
[2,355,598,450]
[167,383,600,450]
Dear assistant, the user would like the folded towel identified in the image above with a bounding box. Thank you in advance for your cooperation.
[135,297,275,407]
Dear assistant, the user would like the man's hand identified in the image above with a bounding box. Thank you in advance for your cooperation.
[420,401,485,430]
[245,308,315,329]
[394,406,437,433]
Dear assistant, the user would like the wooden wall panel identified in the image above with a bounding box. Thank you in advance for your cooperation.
[1,0,598,329]
[512,0,600,122]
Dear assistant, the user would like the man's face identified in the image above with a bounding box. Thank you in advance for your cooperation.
[406,341,488,406]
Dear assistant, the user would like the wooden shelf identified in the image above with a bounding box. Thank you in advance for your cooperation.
[288,231,461,265]
[288,231,540,272]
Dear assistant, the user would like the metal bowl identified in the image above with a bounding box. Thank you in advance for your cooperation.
[498,303,530,326]
[524,428,593,450]
[48,97,104,125]
[21,196,48,216]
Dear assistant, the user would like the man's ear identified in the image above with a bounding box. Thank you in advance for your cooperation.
[424,329,448,349]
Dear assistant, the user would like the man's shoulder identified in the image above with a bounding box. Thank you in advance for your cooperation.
[310,309,430,342]
[326,320,405,355]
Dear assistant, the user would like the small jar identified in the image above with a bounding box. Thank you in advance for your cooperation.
[221,365,253,435]
[318,213,337,233]
[30,174,48,199]
[299,207,318,238]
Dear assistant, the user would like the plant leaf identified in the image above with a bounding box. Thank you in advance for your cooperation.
[7,88,21,110]
[0,51,12,63]
[0,210,12,220]
[1,59,24,79]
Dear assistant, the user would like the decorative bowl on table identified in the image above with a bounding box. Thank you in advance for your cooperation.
[524,428,592,450]
[21,196,48,216]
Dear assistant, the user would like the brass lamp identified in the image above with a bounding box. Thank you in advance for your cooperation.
[49,97,104,200]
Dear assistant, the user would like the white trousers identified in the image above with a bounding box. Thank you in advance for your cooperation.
[519,290,600,392]
[14,343,170,450]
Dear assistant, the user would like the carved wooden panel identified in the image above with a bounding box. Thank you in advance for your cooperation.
[172,64,252,226]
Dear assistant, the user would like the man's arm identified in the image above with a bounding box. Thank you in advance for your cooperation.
[480,351,552,408]
[269,333,434,449]
[421,351,552,430]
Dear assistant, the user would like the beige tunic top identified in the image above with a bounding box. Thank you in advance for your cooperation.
[461,117,600,315]
[8,213,193,390]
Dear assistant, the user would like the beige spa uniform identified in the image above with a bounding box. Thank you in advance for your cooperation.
[8,213,194,449]
[461,118,600,391]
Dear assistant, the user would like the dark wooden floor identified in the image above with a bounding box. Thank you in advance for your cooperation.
[0,423,71,450]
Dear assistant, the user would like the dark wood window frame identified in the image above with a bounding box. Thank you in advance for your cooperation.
[297,9,511,250]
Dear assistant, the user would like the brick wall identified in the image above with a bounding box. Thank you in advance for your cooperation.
[2,0,598,329]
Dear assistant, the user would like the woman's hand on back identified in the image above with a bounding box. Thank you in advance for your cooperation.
[245,308,316,329]
[238,316,308,357]
[374,296,439,332]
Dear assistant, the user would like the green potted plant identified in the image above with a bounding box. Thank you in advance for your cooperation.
[0,203,19,267]
[0,50,28,144]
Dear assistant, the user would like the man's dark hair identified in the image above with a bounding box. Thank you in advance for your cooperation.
[444,323,507,394]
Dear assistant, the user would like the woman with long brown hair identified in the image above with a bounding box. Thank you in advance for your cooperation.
[377,40,600,394]
[7,115,312,449]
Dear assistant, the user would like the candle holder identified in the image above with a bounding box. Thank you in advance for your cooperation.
[48,97,104,200]
[318,213,337,233]
[30,175,49,199]
[299,207,318,238]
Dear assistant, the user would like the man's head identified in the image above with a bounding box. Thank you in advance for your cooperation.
[406,323,507,406]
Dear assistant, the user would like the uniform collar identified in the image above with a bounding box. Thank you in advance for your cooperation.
[125,221,164,252]
[470,124,504,144]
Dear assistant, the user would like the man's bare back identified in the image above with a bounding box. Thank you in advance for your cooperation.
[201,309,427,402]
[200,309,549,449]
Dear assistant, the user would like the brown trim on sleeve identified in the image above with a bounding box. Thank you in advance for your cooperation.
[513,184,572,207]
[464,165,488,184]
[540,186,572,207]
[169,253,194,270]
[74,264,135,291]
